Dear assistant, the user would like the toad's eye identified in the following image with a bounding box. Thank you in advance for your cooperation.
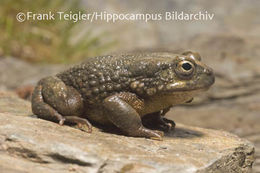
[175,60,195,79]
[182,62,192,71]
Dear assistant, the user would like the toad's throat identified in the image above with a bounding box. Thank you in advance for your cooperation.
[140,90,199,116]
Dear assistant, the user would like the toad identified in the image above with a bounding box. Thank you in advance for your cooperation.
[32,51,214,140]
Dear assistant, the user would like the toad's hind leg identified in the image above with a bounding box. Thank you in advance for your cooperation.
[103,94,164,140]
[31,76,92,132]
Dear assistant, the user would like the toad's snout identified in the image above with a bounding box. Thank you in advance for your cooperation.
[203,67,213,76]
[204,67,215,86]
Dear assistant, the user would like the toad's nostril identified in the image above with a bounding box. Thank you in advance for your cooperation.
[204,68,213,75]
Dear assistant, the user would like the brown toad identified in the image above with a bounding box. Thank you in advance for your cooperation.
[31,51,214,140]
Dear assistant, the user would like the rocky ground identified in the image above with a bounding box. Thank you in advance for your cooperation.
[0,91,255,173]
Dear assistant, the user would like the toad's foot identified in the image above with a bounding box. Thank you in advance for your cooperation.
[64,116,92,133]
[128,126,164,141]
[159,117,176,132]
[142,112,176,132]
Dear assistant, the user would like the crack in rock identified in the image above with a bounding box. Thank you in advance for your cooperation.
[6,147,49,164]
[47,143,102,167]
[48,153,93,166]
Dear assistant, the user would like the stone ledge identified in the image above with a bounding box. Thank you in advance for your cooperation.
[0,91,255,173]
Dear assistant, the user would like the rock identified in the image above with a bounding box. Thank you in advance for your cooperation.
[0,91,255,173]
[0,90,31,116]
[169,87,260,172]
[0,57,67,90]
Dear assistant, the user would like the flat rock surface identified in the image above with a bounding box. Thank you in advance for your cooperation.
[0,91,255,173]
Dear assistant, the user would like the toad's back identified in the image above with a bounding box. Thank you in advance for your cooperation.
[56,53,179,104]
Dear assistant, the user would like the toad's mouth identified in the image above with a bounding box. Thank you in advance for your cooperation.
[164,88,209,97]
[164,82,212,93]
[164,75,215,93]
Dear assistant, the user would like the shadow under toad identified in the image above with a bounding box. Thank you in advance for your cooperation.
[165,127,204,139]
[94,122,204,139]
[31,115,203,139]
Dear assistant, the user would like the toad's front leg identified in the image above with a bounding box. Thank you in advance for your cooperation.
[103,93,164,140]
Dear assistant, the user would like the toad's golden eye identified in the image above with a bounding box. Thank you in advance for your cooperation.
[175,60,195,79]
